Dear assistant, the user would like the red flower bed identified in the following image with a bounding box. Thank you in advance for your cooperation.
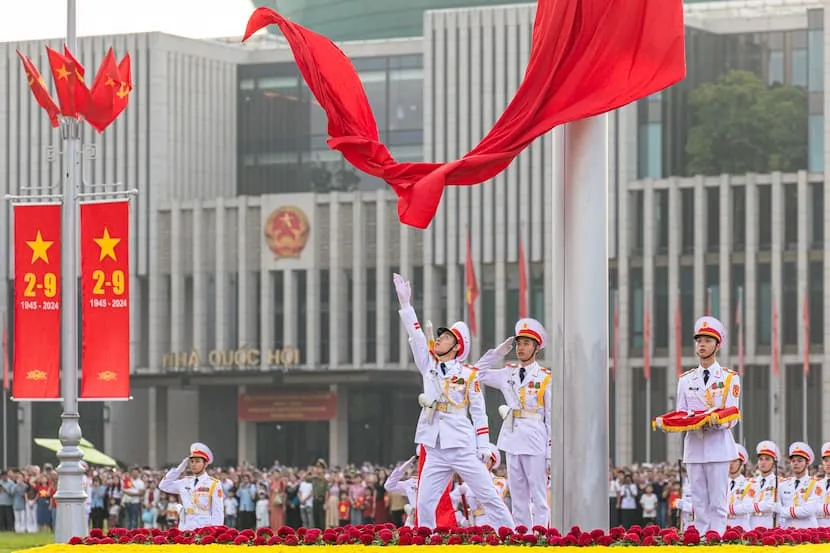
[66,523,830,546]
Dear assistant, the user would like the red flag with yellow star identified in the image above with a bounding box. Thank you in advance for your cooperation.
[80,201,131,399]
[83,49,132,133]
[13,204,62,399]
[16,50,60,127]
[46,46,81,116]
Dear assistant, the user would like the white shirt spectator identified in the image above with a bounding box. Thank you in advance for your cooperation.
[298,480,314,507]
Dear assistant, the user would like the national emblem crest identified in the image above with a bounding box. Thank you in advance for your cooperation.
[264,206,311,259]
[98,370,118,381]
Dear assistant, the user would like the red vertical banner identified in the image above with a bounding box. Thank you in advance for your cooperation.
[803,292,810,376]
[674,292,682,378]
[518,238,528,319]
[771,297,780,377]
[643,296,651,381]
[80,201,130,399]
[465,233,479,336]
[13,204,62,399]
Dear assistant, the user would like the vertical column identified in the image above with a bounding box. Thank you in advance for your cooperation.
[215,198,228,351]
[643,179,655,459]
[259,270,273,364]
[193,206,207,354]
[745,176,758,358]
[797,172,810,441]
[148,208,165,371]
[17,404,32,466]
[557,116,609,531]
[329,195,342,367]
[719,175,732,368]
[352,199,365,366]
[282,270,295,348]
[615,156,632,466]
[693,177,705,317]
[306,267,320,367]
[329,384,349,466]
[375,192,390,364]
[666,178,682,461]
[237,198,253,347]
[237,385,257,465]
[770,173,785,444]
[170,205,185,352]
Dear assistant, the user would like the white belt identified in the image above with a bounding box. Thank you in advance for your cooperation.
[512,409,543,420]
[435,402,466,414]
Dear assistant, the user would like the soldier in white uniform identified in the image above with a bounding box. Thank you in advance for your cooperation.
[384,453,418,527]
[732,441,779,529]
[675,316,740,536]
[815,442,830,527]
[159,442,224,530]
[726,445,751,528]
[393,273,514,529]
[477,318,551,528]
[451,443,504,528]
[776,442,819,528]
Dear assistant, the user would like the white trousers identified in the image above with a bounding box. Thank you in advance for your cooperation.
[418,445,514,529]
[506,453,549,528]
[687,461,729,535]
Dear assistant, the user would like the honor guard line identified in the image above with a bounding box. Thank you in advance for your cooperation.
[2,0,138,542]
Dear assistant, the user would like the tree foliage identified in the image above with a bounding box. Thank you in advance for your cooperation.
[685,70,808,176]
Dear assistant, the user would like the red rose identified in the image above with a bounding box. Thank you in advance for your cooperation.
[546,536,562,546]
[497,526,513,540]
[398,534,413,546]
[468,535,483,544]
[597,536,614,546]
[200,536,215,545]
[609,526,625,539]
[515,525,529,535]
[152,536,167,545]
[569,525,582,536]
[379,529,395,544]
[252,537,266,546]
[68,537,83,545]
[662,534,678,545]
[284,536,299,546]
[485,535,501,546]
[546,528,561,538]
[359,534,374,546]
[335,534,349,545]
[522,534,539,545]
[683,532,700,546]
[562,535,577,546]
[762,536,778,546]
[624,532,641,545]
[577,534,594,546]
[705,530,721,544]
[416,526,432,537]
[303,534,318,545]
[233,536,249,545]
[642,536,656,546]
[130,535,146,544]
[590,529,605,539]
[278,526,295,538]
[89,529,104,539]
[434,526,450,535]
[532,525,547,534]
[82,537,99,545]
[412,535,427,545]
[428,534,444,545]
[447,536,463,545]
[100,538,115,545]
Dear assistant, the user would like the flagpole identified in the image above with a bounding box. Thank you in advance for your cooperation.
[2,308,6,469]
[54,0,88,543]
[737,286,744,446]
[802,370,807,440]
[645,376,651,463]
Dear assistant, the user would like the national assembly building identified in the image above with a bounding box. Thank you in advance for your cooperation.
[1,0,829,469]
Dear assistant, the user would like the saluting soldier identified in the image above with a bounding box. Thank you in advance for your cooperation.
[726,445,751,528]
[384,452,419,527]
[159,442,224,530]
[477,318,551,528]
[776,442,820,528]
[393,273,514,530]
[814,442,830,527]
[675,316,740,536]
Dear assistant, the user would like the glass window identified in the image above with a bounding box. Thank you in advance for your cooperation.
[654,190,669,254]
[758,185,772,250]
[629,267,644,351]
[681,189,695,254]
[630,191,644,254]
[732,187,746,250]
[808,29,824,92]
[365,268,376,364]
[808,114,824,172]
[767,50,784,85]
[730,263,745,354]
[273,272,284,348]
[784,184,798,249]
[811,182,824,248]
[706,187,720,251]
[791,49,808,88]
[637,123,663,178]
[482,265,496,350]
[782,262,798,346]
[388,68,423,131]
[706,264,719,318]
[757,263,772,345]
[531,263,545,324]
[388,265,401,363]
[680,267,694,351]
[319,270,330,365]
[655,266,669,347]
[809,261,823,343]
[296,271,307,364]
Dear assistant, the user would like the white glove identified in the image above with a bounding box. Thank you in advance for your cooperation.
[476,448,490,464]
[393,273,412,307]
[494,337,514,357]
[758,500,777,514]
[456,483,470,496]
[176,457,189,473]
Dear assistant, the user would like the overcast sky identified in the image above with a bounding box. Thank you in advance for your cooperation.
[0,0,258,42]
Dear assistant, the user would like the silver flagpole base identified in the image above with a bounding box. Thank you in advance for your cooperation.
[54,118,88,543]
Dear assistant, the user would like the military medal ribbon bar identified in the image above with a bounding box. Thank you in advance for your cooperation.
[13,204,62,399]
[80,200,131,399]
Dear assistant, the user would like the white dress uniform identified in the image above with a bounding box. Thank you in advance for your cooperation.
[450,444,507,528]
[158,442,224,530]
[477,318,551,529]
[676,484,695,531]
[675,316,740,536]
[776,442,820,528]
[815,442,830,527]
[730,441,780,529]
[384,456,419,527]
[398,304,514,529]
[726,445,751,528]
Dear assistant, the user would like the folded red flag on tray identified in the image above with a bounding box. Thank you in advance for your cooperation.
[652,406,741,433]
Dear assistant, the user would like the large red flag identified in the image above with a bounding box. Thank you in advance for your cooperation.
[518,238,528,319]
[243,0,686,229]
[413,445,457,528]
[465,235,479,336]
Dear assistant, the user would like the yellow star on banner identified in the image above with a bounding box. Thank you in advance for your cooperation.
[26,231,53,264]
[56,65,70,80]
[94,228,121,261]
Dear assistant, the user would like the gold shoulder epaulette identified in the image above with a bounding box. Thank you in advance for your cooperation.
[724,367,736,374]
[540,367,551,374]
[681,368,695,377]
[506,362,519,368]
[463,363,478,372]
